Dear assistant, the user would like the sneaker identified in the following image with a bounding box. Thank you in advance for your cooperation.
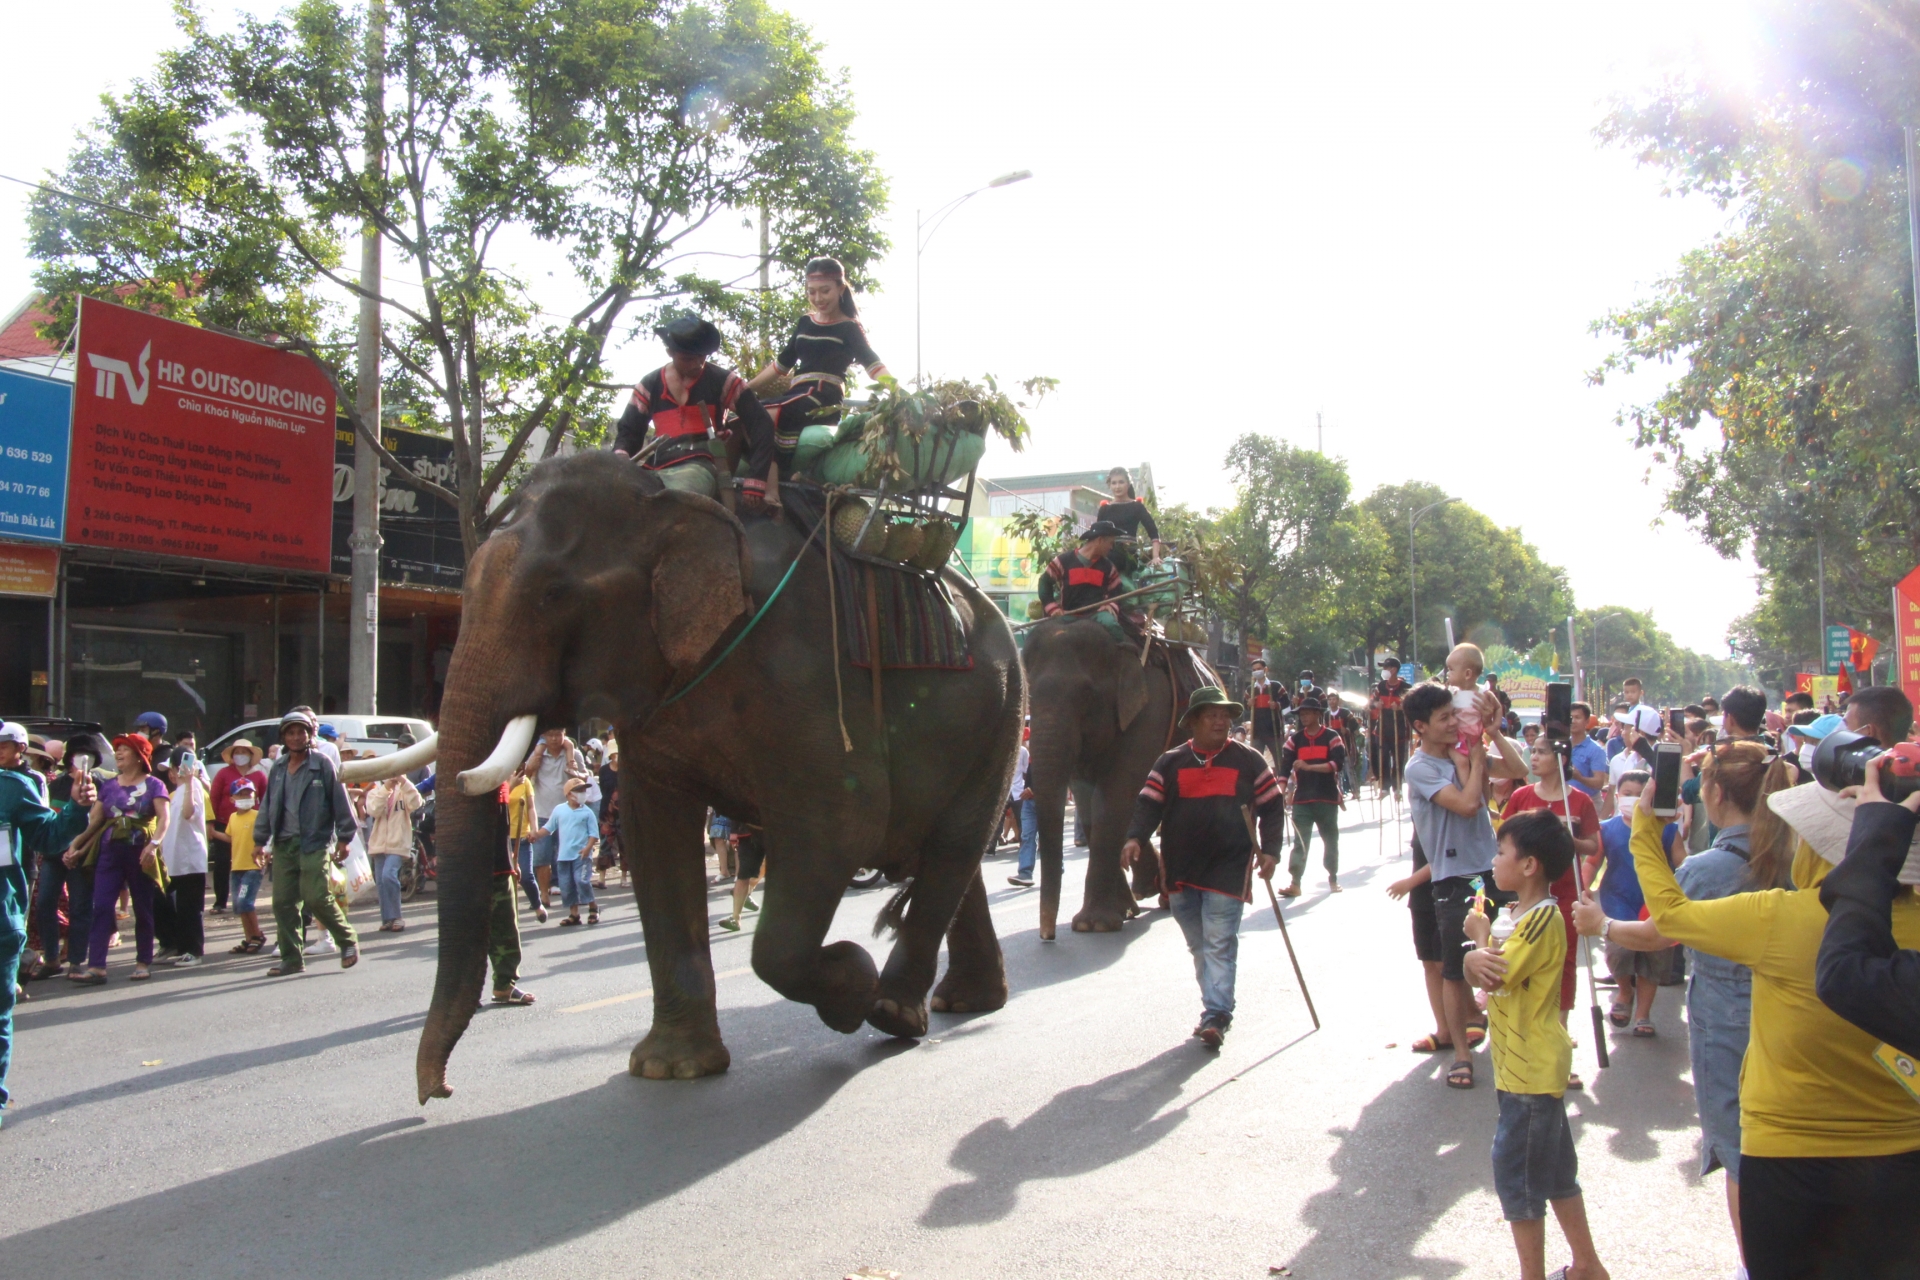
[303,935,338,956]
[155,947,181,963]
[716,917,741,932]
[743,897,759,913]
[171,953,200,968]
[1007,875,1033,888]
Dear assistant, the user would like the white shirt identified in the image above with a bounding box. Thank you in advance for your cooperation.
[162,775,209,875]
[1009,745,1030,803]
[1608,744,1651,790]
[313,739,342,770]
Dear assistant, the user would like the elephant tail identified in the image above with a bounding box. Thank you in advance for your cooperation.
[872,876,916,938]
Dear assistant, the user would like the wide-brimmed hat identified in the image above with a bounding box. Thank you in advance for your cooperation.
[655,315,722,357]
[1295,696,1327,714]
[1768,783,1863,865]
[1079,519,1123,542]
[220,738,259,765]
[1181,685,1244,724]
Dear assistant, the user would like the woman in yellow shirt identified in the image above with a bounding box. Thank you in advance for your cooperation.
[506,769,542,922]
[1629,769,1920,1279]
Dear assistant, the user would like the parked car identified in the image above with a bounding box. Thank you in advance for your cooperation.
[6,717,114,774]
[203,715,434,763]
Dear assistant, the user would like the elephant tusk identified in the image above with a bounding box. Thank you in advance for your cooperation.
[338,733,439,783]
[456,714,538,796]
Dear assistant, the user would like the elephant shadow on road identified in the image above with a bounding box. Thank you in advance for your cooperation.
[919,1044,1208,1227]
[0,998,904,1280]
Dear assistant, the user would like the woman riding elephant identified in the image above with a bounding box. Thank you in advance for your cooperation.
[744,255,890,464]
[343,451,1023,1101]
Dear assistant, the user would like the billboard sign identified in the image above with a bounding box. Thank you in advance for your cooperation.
[66,297,335,572]
[1896,567,1920,713]
[331,422,465,588]
[0,542,59,597]
[1825,624,1852,675]
[0,366,72,542]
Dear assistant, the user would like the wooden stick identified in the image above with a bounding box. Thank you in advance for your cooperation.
[1245,805,1320,1030]
[866,565,884,736]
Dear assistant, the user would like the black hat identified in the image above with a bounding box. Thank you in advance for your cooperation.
[654,315,722,357]
[1080,519,1123,542]
[1296,695,1326,714]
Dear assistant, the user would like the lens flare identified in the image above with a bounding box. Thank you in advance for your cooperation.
[1817,157,1867,203]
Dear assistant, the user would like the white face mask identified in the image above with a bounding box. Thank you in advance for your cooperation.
[1617,794,1639,818]
[233,752,252,767]
[234,795,255,811]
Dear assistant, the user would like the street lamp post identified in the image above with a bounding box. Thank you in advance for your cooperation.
[1408,497,1459,676]
[915,169,1032,385]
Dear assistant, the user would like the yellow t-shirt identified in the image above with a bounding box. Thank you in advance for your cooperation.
[1485,897,1573,1097]
[507,779,533,841]
[1632,804,1920,1158]
[227,809,259,872]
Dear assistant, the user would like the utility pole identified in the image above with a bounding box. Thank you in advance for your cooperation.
[347,0,386,715]
[1817,531,1828,672]
[757,204,771,350]
[1316,410,1322,455]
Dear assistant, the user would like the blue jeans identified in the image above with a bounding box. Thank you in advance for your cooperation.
[372,853,405,924]
[231,870,263,915]
[32,852,91,968]
[1016,799,1038,877]
[515,839,540,910]
[1,879,23,1111]
[1493,1090,1580,1220]
[558,857,595,909]
[528,830,559,869]
[1168,888,1244,1019]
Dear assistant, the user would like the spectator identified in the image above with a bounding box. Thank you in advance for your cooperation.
[1782,690,1814,719]
[1622,676,1647,709]
[505,766,542,919]
[1402,680,1528,1089]
[364,772,423,932]
[1627,743,1919,1277]
[67,733,171,984]
[1007,734,1037,888]
[1461,810,1610,1280]
[541,777,599,927]
[523,728,589,910]
[1607,706,1660,792]
[1565,702,1609,801]
[311,721,343,770]
[154,748,209,968]
[1604,702,1632,760]
[213,779,267,954]
[1248,659,1282,763]
[716,819,766,933]
[27,753,96,980]
[207,738,266,914]
[486,782,534,1007]
[598,741,624,889]
[257,709,360,976]
[1843,685,1914,747]
[1590,771,1676,1038]
[1816,752,1920,1058]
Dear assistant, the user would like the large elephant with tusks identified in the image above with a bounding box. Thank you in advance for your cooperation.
[348,453,1023,1102]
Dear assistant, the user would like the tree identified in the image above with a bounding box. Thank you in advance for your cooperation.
[29,0,887,555]
[1589,0,1920,667]
[1355,483,1572,673]
[1573,606,1749,707]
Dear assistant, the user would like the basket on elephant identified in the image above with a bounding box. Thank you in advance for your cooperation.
[1129,557,1194,610]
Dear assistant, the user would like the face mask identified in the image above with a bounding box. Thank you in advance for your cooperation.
[233,753,251,767]
[234,796,255,811]
[1617,794,1639,819]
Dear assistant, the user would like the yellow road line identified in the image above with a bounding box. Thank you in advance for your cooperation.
[562,965,755,1013]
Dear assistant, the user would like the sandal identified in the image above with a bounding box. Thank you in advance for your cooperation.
[1410,1033,1453,1053]
[265,963,302,977]
[1633,1019,1656,1038]
[1446,1060,1475,1090]
[492,986,536,1005]
[71,970,107,986]
[230,937,260,955]
[1609,1004,1631,1028]
[1464,1024,1487,1048]
[1278,882,1302,898]
[559,916,582,927]
[1567,1072,1584,1091]
[130,966,151,981]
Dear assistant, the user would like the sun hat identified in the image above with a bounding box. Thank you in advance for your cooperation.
[220,738,259,765]
[1295,696,1327,714]
[1079,519,1123,542]
[1181,685,1245,724]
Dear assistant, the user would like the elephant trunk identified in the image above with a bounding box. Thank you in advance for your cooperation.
[1024,703,1079,941]
[415,622,519,1104]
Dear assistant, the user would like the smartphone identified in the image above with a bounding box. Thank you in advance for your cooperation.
[1651,742,1684,817]
[1543,681,1572,742]
[1669,708,1686,737]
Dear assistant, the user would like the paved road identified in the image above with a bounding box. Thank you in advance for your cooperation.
[7,799,1739,1279]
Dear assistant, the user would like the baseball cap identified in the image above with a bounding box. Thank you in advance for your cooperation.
[317,723,340,740]
[1613,705,1663,736]
[0,721,30,745]
[1787,713,1846,742]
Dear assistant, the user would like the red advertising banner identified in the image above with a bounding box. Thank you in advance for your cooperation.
[66,297,335,572]
[1896,567,1920,714]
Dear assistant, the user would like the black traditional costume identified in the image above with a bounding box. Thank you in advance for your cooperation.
[613,318,778,501]
[762,315,885,460]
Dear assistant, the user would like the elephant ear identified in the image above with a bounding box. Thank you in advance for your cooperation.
[1114,643,1150,732]
[650,506,750,671]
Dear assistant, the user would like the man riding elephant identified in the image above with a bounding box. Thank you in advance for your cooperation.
[613,315,782,513]
[1037,521,1124,623]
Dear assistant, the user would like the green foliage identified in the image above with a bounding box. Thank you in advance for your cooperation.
[838,374,1045,484]
[1572,606,1749,707]
[28,0,889,552]
[1589,0,1920,669]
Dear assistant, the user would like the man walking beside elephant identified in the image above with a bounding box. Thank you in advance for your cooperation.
[1122,687,1285,1048]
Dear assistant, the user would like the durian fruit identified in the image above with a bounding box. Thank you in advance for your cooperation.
[908,520,958,571]
[832,498,873,550]
[1026,599,1046,620]
[883,521,926,563]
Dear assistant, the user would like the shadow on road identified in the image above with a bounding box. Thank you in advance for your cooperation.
[919,1044,1209,1227]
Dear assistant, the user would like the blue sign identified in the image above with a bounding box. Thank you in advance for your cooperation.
[1399,662,1416,682]
[0,368,71,542]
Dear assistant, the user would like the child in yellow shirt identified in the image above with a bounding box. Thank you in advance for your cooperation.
[213,780,266,952]
[1465,808,1609,1280]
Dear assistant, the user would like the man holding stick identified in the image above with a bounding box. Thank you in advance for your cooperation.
[1122,686,1286,1049]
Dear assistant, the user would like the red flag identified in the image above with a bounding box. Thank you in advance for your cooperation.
[1849,628,1879,674]
[1836,666,1855,694]
[1796,672,1815,694]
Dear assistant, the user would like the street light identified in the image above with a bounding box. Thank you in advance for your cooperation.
[915,169,1032,385]
[1408,496,1459,675]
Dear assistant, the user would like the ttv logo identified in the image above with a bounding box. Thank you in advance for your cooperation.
[87,341,152,406]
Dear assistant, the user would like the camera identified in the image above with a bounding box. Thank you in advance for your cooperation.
[1812,729,1920,803]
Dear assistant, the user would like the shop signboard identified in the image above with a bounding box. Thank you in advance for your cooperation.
[331,422,465,588]
[1825,624,1852,675]
[65,297,335,572]
[0,366,72,542]
[0,542,59,597]
[1896,566,1920,712]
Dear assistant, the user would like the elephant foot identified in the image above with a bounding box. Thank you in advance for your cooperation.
[930,968,1009,1015]
[866,994,929,1039]
[1038,894,1058,942]
[812,939,880,1035]
[629,1023,731,1081]
[1071,903,1128,932]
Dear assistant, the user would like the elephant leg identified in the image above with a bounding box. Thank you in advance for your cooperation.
[1073,774,1137,932]
[931,866,1009,1015]
[750,841,880,1035]
[626,785,730,1081]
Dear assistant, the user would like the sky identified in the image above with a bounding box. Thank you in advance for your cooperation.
[0,1,1767,654]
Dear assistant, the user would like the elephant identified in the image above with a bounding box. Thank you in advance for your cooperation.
[347,453,1024,1102]
[1020,616,1194,939]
